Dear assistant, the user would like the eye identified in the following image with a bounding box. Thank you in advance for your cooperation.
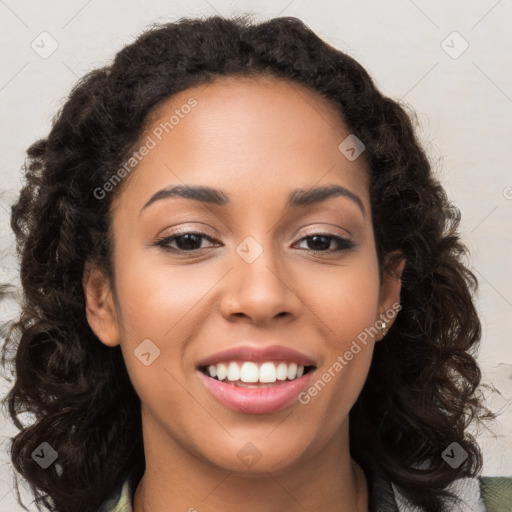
[294,233,356,253]
[155,231,219,252]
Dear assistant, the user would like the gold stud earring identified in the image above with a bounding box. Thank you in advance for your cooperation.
[381,321,388,337]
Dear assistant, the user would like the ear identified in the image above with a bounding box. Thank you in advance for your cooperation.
[83,261,120,347]
[376,251,405,342]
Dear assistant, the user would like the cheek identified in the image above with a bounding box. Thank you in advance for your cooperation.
[303,252,381,342]
[296,253,381,412]
[113,246,216,340]
[111,246,219,394]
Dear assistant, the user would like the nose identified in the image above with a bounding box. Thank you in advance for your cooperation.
[219,244,303,326]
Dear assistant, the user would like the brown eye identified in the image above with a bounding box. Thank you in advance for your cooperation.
[295,234,356,253]
[155,232,220,252]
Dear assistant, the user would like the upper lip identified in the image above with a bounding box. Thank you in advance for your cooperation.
[197,345,317,368]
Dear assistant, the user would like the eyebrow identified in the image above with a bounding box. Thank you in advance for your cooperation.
[141,184,366,217]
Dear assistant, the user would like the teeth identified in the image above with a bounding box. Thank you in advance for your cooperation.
[240,362,259,383]
[276,362,288,380]
[227,361,240,381]
[287,362,298,380]
[204,361,307,384]
[259,362,277,383]
[217,363,227,381]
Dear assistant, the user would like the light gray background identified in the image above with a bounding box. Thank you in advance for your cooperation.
[1,1,511,510]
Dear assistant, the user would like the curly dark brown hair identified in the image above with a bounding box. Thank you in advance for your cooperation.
[1,14,492,512]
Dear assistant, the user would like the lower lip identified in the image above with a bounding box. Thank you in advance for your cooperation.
[197,370,314,414]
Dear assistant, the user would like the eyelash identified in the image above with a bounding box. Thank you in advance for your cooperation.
[154,230,356,254]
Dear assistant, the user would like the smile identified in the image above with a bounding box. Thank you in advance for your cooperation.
[197,363,316,414]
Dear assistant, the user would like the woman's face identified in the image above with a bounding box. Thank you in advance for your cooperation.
[85,76,402,474]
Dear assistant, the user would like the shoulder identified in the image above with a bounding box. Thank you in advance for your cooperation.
[479,476,512,512]
[394,475,512,511]
[357,449,506,512]
[393,476,486,511]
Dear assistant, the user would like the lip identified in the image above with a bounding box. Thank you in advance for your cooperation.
[196,344,316,368]
[197,368,315,414]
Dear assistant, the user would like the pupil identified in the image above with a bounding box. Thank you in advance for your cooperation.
[177,234,201,250]
[309,235,329,250]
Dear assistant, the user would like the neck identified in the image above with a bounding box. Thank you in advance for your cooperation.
[134,410,369,512]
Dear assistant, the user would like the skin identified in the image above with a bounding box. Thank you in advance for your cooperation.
[83,75,404,512]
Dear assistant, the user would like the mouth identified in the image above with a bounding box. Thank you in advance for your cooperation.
[196,355,317,414]
[198,361,316,387]
[195,344,318,413]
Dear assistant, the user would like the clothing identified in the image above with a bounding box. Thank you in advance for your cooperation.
[97,459,510,512]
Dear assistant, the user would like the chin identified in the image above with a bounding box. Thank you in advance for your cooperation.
[200,439,309,477]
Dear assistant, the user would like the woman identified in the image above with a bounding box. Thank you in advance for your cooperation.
[1,15,496,512]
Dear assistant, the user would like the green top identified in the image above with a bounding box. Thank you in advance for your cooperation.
[480,477,512,512]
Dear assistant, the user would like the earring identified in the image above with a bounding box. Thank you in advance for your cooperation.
[381,321,388,337]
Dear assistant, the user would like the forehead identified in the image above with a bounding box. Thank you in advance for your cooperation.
[114,75,370,211]
[153,74,343,128]
[148,75,352,157]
